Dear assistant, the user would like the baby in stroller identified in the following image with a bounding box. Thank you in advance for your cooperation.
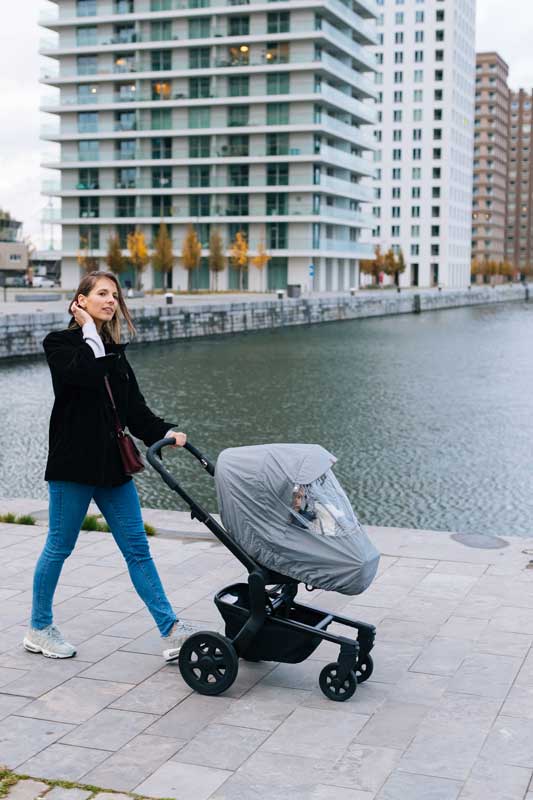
[291,482,347,537]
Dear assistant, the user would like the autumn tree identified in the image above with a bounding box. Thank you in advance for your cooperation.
[105,233,126,276]
[181,224,202,291]
[152,222,175,289]
[360,244,385,286]
[77,234,99,273]
[251,240,271,292]
[383,247,397,284]
[395,248,406,285]
[230,230,249,291]
[208,228,226,291]
[127,229,150,290]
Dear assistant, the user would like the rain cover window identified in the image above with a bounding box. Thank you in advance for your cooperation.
[215,443,380,595]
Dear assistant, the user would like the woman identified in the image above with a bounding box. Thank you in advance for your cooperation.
[24,270,196,661]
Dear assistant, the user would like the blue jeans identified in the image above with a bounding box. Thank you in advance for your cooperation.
[31,480,177,636]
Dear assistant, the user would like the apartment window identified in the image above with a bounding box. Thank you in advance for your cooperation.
[392,207,400,218]
[266,132,289,155]
[78,168,99,189]
[433,167,441,179]
[189,47,210,68]
[115,110,136,131]
[114,52,135,72]
[189,17,211,38]
[152,166,172,187]
[152,196,171,217]
[411,206,420,218]
[77,0,97,16]
[412,167,421,179]
[431,244,440,256]
[151,108,172,129]
[151,20,172,41]
[189,135,210,157]
[391,225,400,237]
[151,0,171,8]
[151,50,171,71]
[436,9,444,21]
[434,88,443,101]
[393,91,403,102]
[414,69,423,82]
[79,225,99,249]
[227,134,248,156]
[413,148,422,160]
[116,139,135,159]
[267,102,289,124]
[78,112,98,133]
[411,244,419,256]
[77,55,97,75]
[267,73,290,95]
[229,16,249,35]
[431,225,440,236]
[413,129,422,140]
[267,222,288,249]
[435,49,444,62]
[394,71,403,83]
[433,128,442,140]
[411,225,420,236]
[228,164,249,186]
[432,206,440,218]
[434,108,442,121]
[415,10,424,21]
[394,52,403,64]
[393,130,402,141]
[412,187,421,198]
[76,26,97,45]
[393,110,402,122]
[113,23,136,43]
[395,32,404,43]
[115,197,135,218]
[432,187,440,198]
[189,164,210,187]
[414,89,423,102]
[151,81,171,100]
[433,148,442,159]
[415,30,424,42]
[266,193,288,215]
[436,29,444,41]
[78,140,99,161]
[228,105,249,127]
[189,107,210,128]
[189,76,211,98]
[79,197,99,218]
[413,109,422,121]
[267,163,289,185]
[392,187,401,198]
[117,224,135,248]
[267,11,290,33]
[189,195,210,217]
[115,0,133,11]
[228,75,249,97]
[227,194,249,216]
[151,137,172,158]
[393,149,402,160]
[435,69,444,81]
[395,12,404,23]
[228,223,248,241]
[392,168,401,179]
[414,50,423,62]
[77,84,99,104]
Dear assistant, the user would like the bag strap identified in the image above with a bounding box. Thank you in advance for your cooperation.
[104,376,125,437]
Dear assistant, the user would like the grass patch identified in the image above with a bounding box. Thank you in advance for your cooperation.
[0,513,36,525]
[81,514,156,536]
[0,768,174,800]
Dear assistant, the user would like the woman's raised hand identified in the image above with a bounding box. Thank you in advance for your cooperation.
[167,431,187,448]
[71,301,94,327]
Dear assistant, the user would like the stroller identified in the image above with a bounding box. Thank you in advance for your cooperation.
[147,439,380,702]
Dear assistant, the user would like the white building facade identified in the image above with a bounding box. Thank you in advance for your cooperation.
[371,0,475,288]
[40,0,379,292]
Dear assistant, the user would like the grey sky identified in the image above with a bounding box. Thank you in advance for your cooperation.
[0,0,531,249]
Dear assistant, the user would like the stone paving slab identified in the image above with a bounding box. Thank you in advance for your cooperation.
[2,509,533,798]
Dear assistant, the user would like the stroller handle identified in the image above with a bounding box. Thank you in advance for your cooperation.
[147,439,215,477]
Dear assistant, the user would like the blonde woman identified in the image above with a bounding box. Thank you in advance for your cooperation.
[24,271,196,661]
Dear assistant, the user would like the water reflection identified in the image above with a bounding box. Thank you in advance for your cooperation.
[1,302,533,537]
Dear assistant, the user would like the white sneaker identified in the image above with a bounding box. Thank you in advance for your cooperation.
[162,620,201,662]
[23,624,76,659]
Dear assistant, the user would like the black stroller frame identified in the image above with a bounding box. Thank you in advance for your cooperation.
[147,439,377,702]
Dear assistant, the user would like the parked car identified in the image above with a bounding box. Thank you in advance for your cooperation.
[5,276,26,287]
[33,276,57,288]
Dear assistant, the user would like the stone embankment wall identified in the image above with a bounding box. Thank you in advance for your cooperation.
[0,284,528,360]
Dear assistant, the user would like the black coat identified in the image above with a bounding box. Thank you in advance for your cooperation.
[43,327,174,487]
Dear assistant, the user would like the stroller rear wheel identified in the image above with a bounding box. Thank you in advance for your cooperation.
[355,653,374,684]
[319,662,357,702]
[178,632,239,696]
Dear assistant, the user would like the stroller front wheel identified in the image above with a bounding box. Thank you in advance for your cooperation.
[178,632,239,696]
[355,653,374,684]
[319,662,357,702]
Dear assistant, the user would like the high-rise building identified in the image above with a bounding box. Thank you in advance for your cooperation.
[505,89,533,272]
[39,0,379,292]
[472,52,510,267]
[0,212,28,286]
[371,0,476,288]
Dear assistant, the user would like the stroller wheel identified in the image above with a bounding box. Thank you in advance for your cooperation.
[355,653,374,684]
[178,632,239,696]
[319,662,357,702]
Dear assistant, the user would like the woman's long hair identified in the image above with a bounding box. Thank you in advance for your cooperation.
[68,271,136,343]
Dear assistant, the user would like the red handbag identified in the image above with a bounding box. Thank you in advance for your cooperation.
[104,376,145,475]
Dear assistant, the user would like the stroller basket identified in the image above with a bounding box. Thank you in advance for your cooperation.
[216,582,325,663]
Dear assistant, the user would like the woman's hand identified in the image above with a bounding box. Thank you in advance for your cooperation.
[166,431,187,448]
[71,301,94,328]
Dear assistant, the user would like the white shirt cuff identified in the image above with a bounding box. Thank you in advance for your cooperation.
[82,320,106,358]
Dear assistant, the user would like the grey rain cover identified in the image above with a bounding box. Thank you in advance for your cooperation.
[215,443,380,595]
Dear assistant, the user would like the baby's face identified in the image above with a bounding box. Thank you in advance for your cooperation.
[292,488,305,511]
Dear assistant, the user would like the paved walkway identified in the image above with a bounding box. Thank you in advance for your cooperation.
[2,500,533,799]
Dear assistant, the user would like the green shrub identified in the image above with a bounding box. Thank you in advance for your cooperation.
[81,514,110,532]
[16,515,36,526]
[144,522,156,536]
[0,513,16,523]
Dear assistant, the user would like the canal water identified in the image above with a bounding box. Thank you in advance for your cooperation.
[1,302,533,537]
